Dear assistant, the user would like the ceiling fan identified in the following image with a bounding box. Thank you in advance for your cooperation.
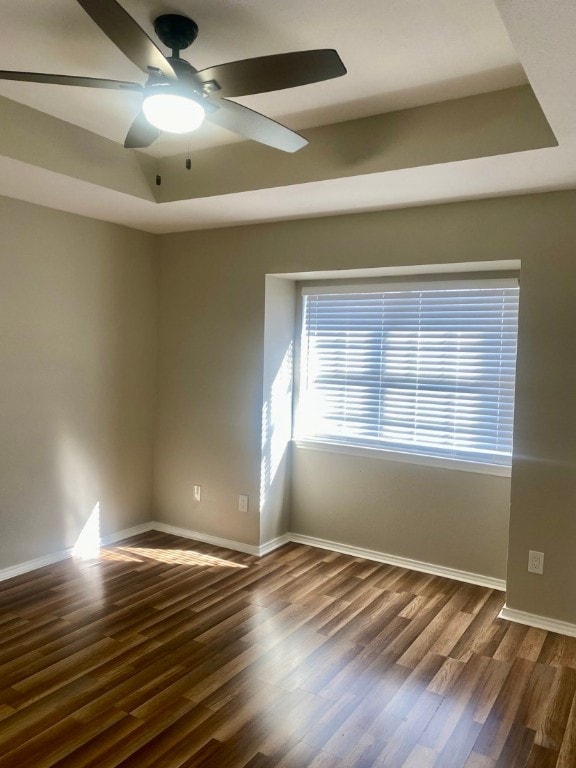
[0,0,346,153]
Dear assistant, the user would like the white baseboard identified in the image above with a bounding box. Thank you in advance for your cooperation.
[0,521,288,583]
[288,532,507,591]
[144,527,507,594]
[0,522,504,593]
[151,522,263,556]
[151,523,292,557]
[499,605,576,638]
[0,522,157,583]
[0,547,74,583]
[101,522,155,546]
[259,533,291,556]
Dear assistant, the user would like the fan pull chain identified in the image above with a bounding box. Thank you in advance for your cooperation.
[155,139,162,186]
[186,140,192,170]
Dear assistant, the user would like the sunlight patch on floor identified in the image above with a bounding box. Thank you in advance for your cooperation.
[100,546,248,568]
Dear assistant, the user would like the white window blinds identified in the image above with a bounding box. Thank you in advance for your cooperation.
[297,281,519,466]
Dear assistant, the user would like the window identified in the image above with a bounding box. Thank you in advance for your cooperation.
[295,279,519,469]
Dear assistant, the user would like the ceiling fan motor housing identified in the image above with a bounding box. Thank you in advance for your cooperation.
[153,14,199,55]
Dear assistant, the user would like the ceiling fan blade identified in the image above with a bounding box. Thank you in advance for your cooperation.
[193,49,346,98]
[77,0,176,80]
[0,70,142,91]
[207,98,307,153]
[124,111,161,148]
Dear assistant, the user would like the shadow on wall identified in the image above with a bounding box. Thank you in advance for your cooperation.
[259,274,297,543]
[260,341,294,512]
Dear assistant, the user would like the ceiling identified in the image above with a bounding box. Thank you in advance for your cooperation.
[0,0,573,234]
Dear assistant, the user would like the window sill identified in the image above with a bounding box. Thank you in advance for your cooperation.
[292,439,512,477]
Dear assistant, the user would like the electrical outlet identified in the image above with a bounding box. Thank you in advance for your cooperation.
[528,550,544,574]
[193,485,201,502]
[238,494,249,513]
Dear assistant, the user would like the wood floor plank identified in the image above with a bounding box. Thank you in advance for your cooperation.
[34,713,142,768]
[493,722,535,768]
[463,754,496,768]
[373,689,444,766]
[0,533,575,767]
[281,637,362,695]
[112,706,224,768]
[419,652,490,751]
[436,717,482,768]
[471,658,513,725]
[520,663,557,732]
[524,744,560,768]
[516,626,548,662]
[474,658,536,759]
[535,665,576,751]
[401,744,438,767]
[556,688,576,767]
[269,740,322,767]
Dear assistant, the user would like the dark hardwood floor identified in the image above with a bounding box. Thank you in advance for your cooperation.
[0,531,575,767]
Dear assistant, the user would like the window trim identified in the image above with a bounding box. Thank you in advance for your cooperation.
[293,438,512,477]
[301,277,518,295]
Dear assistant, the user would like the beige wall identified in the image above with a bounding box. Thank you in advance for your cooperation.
[3,188,576,626]
[154,243,264,545]
[156,191,576,623]
[0,197,157,569]
[291,449,510,580]
[157,86,555,203]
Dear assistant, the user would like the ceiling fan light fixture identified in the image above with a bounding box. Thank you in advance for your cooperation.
[142,92,205,134]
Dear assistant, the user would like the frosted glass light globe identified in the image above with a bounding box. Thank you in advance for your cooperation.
[142,93,205,134]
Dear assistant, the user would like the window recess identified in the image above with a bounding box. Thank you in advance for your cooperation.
[295,278,519,470]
